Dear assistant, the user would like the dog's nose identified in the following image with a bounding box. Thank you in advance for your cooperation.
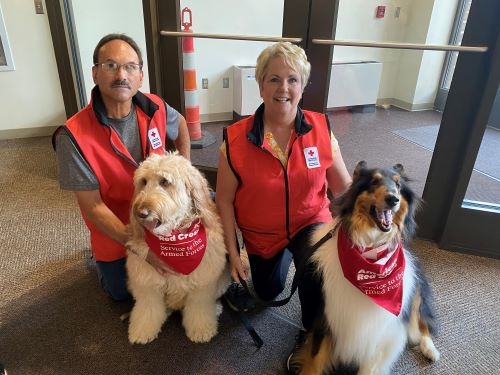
[385,195,399,207]
[137,208,150,219]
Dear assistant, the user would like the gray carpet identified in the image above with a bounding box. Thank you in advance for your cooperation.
[1,261,297,375]
[393,125,500,181]
[1,131,500,374]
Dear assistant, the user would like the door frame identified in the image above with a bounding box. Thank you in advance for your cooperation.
[418,0,500,259]
[434,0,472,112]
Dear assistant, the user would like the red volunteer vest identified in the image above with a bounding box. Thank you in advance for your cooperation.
[59,89,167,261]
[225,108,333,258]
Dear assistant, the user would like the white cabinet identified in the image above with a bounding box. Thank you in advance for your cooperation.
[327,61,382,109]
[233,65,262,116]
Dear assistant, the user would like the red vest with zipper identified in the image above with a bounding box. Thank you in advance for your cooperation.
[225,109,333,258]
[62,91,167,261]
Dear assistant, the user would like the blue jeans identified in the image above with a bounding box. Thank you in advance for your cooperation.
[95,257,132,301]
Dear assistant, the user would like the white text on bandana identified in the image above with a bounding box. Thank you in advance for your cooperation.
[144,220,207,275]
[337,226,406,316]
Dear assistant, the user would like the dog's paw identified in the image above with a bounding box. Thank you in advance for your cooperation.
[128,313,164,344]
[420,336,440,362]
[186,325,218,343]
[407,320,421,346]
[128,327,160,345]
[184,317,218,343]
[127,304,169,345]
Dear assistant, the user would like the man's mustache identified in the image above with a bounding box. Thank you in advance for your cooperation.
[111,80,131,88]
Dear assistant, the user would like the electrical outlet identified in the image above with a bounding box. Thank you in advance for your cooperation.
[223,77,229,88]
[395,7,401,18]
[202,78,208,89]
[34,0,44,14]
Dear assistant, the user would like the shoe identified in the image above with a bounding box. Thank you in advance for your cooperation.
[286,329,308,374]
[223,282,257,312]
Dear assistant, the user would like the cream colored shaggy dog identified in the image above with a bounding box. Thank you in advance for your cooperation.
[126,152,230,344]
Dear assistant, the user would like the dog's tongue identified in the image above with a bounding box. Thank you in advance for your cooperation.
[379,209,393,227]
[142,218,159,232]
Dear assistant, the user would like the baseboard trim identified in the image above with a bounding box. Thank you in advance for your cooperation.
[200,112,233,123]
[377,98,435,112]
[0,126,60,140]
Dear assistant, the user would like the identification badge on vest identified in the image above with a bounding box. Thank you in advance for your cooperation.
[148,127,163,150]
[144,220,207,275]
[303,146,320,169]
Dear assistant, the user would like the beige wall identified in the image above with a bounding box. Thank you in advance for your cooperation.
[336,0,459,111]
[0,0,461,140]
[179,0,283,121]
[0,0,66,139]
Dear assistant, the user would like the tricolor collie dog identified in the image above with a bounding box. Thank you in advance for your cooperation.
[126,153,230,344]
[292,161,440,375]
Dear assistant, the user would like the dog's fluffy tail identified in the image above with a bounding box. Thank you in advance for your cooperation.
[407,258,440,362]
[415,258,438,336]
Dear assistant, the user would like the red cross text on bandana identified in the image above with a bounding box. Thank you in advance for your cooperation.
[144,219,207,275]
[337,226,406,316]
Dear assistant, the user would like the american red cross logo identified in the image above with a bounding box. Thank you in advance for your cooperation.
[308,149,316,157]
[151,131,157,137]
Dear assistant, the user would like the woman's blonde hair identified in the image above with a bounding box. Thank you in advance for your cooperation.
[255,42,311,90]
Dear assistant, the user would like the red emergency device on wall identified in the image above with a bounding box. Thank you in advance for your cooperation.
[376,6,386,18]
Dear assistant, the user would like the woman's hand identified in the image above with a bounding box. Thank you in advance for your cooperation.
[228,251,249,283]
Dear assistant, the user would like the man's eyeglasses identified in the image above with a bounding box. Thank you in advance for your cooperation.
[94,62,142,74]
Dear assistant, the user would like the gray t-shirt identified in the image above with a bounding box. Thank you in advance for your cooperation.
[55,102,180,191]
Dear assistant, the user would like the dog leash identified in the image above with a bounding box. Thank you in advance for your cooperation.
[236,221,342,348]
[232,304,264,348]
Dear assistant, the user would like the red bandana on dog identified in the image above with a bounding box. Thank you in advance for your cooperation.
[337,227,406,316]
[144,220,207,275]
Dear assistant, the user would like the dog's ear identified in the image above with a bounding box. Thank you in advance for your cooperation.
[184,165,215,221]
[354,160,367,179]
[393,163,409,180]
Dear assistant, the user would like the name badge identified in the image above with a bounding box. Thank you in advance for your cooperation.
[303,146,320,169]
[148,128,163,150]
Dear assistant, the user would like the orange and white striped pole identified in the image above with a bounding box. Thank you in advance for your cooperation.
[181,7,202,141]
